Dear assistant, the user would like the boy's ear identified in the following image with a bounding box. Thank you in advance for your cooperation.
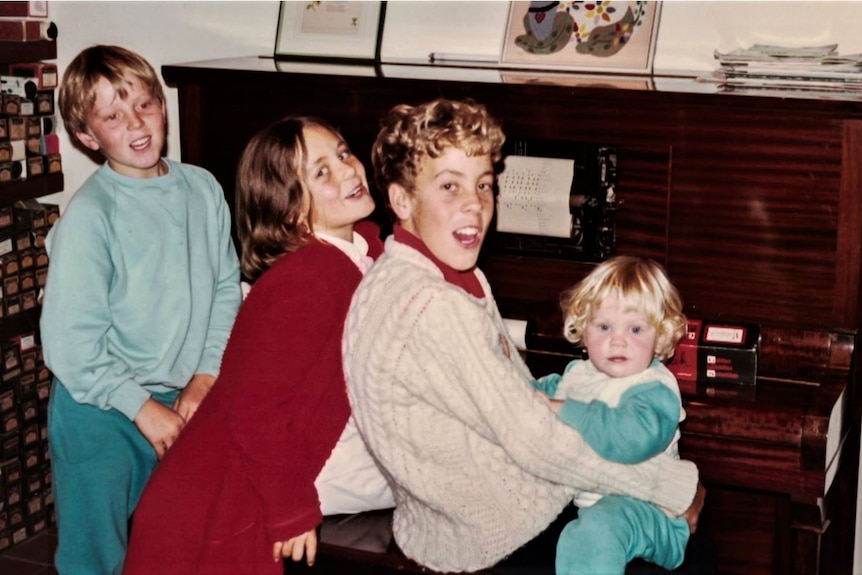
[75,131,101,152]
[388,183,412,221]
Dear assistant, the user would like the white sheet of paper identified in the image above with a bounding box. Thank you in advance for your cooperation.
[496,155,574,238]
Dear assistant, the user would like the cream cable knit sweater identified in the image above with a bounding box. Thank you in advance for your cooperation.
[343,238,699,572]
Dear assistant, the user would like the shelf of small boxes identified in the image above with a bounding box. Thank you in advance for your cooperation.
[0,199,58,551]
[0,57,62,194]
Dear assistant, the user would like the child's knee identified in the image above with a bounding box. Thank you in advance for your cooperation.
[649,516,689,569]
[556,516,628,575]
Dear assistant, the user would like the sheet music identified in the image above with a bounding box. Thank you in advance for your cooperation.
[496,155,574,238]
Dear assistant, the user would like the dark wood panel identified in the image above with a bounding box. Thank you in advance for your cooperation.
[163,62,862,332]
[681,435,825,501]
[668,116,843,327]
[0,40,56,65]
[840,122,862,328]
[0,172,63,205]
[759,328,854,374]
[697,486,779,575]
[610,146,671,262]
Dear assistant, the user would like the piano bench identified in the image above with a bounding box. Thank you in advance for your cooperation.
[284,506,716,575]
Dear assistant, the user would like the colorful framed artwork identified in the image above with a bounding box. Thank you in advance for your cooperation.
[28,1,48,18]
[275,1,387,63]
[500,1,662,74]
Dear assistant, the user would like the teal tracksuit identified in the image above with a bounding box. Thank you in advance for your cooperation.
[40,160,241,574]
[534,359,690,575]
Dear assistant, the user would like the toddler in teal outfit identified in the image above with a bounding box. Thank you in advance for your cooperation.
[40,45,241,574]
[534,256,692,575]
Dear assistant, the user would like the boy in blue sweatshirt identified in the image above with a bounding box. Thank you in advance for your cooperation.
[40,45,241,574]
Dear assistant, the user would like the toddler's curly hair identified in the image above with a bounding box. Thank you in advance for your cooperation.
[561,256,687,361]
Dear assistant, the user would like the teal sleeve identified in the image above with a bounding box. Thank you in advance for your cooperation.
[532,373,562,396]
[40,165,241,421]
[196,177,241,377]
[557,381,680,464]
[532,359,580,396]
[40,198,149,419]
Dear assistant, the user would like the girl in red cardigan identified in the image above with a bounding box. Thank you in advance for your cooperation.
[123,116,393,575]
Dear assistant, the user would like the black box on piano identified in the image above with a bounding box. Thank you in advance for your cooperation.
[667,318,760,386]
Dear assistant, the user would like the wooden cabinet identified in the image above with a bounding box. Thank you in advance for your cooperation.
[0,39,63,202]
[0,38,61,325]
[0,38,61,552]
[0,38,62,322]
[0,172,62,203]
[162,57,861,575]
[0,40,57,64]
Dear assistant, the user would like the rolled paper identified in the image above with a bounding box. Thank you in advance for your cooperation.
[502,318,529,351]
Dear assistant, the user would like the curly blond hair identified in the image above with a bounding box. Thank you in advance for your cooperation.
[561,256,687,361]
[371,98,505,216]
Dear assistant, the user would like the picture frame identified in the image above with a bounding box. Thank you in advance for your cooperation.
[28,0,48,18]
[275,1,387,64]
[500,1,662,75]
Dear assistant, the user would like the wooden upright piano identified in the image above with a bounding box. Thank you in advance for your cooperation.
[162,57,860,575]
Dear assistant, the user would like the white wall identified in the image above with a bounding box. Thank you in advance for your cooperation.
[48,0,862,209]
[46,0,280,210]
[381,1,862,74]
[655,1,862,74]
[38,2,862,573]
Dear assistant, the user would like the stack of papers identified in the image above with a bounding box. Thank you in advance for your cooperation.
[698,44,862,98]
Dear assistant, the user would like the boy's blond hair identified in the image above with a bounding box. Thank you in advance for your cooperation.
[59,45,165,146]
[561,256,687,361]
[372,98,505,215]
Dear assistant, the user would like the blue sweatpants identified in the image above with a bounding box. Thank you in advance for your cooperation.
[556,495,690,575]
[47,381,179,575]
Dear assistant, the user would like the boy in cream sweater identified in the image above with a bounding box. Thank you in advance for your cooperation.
[343,98,705,573]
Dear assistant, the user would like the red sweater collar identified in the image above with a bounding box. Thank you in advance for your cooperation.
[394,225,485,299]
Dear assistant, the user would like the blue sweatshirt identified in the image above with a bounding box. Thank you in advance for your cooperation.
[533,359,682,465]
[40,159,241,420]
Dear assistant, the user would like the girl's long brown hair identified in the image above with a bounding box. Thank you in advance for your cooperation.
[235,116,340,281]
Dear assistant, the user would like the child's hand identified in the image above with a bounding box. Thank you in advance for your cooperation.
[682,482,706,534]
[534,391,564,414]
[273,529,318,565]
[133,398,186,460]
[173,373,216,422]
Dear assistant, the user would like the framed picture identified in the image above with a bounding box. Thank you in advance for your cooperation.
[500,1,662,74]
[28,1,48,17]
[275,1,387,63]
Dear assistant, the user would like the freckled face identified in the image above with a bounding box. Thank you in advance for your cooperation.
[392,147,495,271]
[302,124,375,242]
[583,293,658,378]
[76,76,166,179]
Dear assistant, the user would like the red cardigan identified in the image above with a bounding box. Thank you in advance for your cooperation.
[123,222,383,575]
